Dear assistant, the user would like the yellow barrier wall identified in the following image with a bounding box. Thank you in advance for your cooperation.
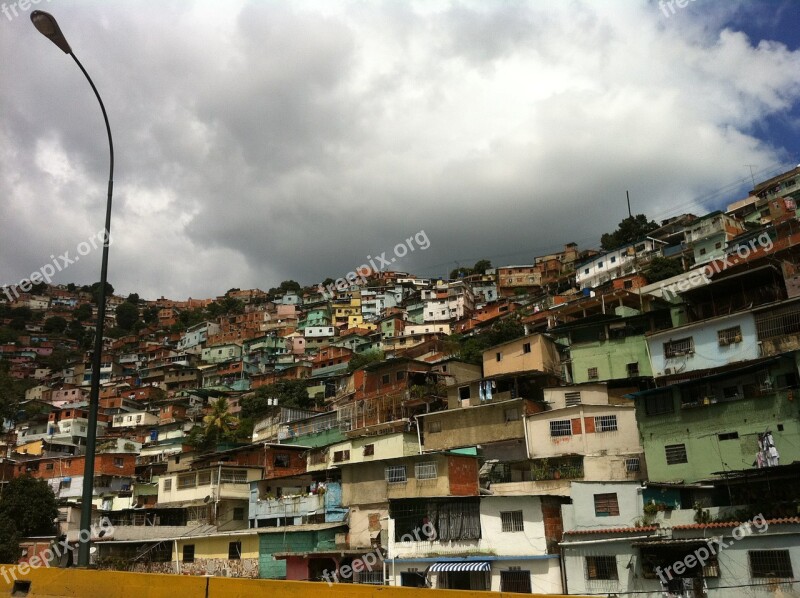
[0,567,585,598]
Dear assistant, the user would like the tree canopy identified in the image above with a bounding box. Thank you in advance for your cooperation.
[115,302,140,331]
[0,476,58,563]
[645,256,685,283]
[449,259,493,280]
[600,214,659,251]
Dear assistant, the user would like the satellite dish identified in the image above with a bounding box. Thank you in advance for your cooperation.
[90,547,97,554]
[203,495,212,504]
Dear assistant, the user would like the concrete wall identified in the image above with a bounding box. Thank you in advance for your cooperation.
[561,481,643,531]
[569,335,651,384]
[422,399,526,452]
[483,334,561,378]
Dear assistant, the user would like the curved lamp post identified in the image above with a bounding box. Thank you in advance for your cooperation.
[31,10,114,568]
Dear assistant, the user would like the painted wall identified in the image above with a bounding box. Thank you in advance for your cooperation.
[569,335,651,384]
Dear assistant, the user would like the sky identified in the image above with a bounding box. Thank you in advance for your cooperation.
[1,0,799,300]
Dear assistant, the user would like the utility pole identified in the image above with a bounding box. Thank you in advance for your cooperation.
[626,190,632,218]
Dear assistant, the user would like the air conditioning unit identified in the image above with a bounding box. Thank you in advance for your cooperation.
[664,368,673,375]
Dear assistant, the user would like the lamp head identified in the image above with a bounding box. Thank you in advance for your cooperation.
[31,10,72,54]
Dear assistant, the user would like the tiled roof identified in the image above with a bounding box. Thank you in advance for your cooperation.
[564,526,658,535]
[672,517,800,530]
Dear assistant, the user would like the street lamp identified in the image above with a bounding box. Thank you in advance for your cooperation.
[31,10,114,568]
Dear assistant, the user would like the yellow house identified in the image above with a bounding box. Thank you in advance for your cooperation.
[482,333,561,378]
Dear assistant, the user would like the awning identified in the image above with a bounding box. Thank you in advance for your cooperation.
[429,561,490,573]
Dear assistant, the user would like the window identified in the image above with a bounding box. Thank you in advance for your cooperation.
[458,386,471,401]
[564,391,581,407]
[397,371,406,380]
[233,507,245,521]
[182,544,195,563]
[228,541,241,560]
[113,457,124,467]
[718,432,739,441]
[385,465,407,484]
[333,450,350,463]
[625,457,640,472]
[594,415,618,433]
[504,407,520,422]
[428,420,442,433]
[501,511,524,532]
[585,556,618,580]
[626,362,640,377]
[381,374,390,384]
[163,479,172,491]
[664,337,694,357]
[550,420,572,437]
[220,469,248,484]
[197,470,212,485]
[665,444,688,465]
[178,473,196,489]
[496,352,502,362]
[500,570,531,593]
[46,463,54,470]
[415,461,437,480]
[749,550,793,578]
[715,242,722,249]
[587,367,599,380]
[718,326,743,346]
[363,444,375,456]
[593,493,620,517]
[699,248,707,255]
[522,342,531,354]
[598,261,603,268]
[645,393,673,415]
[273,453,290,468]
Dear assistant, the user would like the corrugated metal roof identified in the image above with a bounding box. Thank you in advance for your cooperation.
[564,526,659,535]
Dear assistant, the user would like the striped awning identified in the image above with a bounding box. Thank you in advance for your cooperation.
[429,561,491,573]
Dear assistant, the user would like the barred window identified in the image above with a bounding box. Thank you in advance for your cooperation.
[664,337,694,357]
[162,478,172,491]
[587,367,599,380]
[500,570,531,593]
[626,362,640,377]
[415,461,437,480]
[182,544,195,563]
[500,510,524,532]
[594,415,618,432]
[564,391,581,407]
[749,550,793,578]
[585,556,618,580]
[197,470,211,486]
[428,420,442,433]
[593,493,619,517]
[228,541,241,560]
[645,393,674,416]
[363,444,375,456]
[385,465,407,484]
[550,420,572,437]
[625,457,640,472]
[718,326,742,346]
[220,469,248,484]
[665,444,688,465]
[177,473,196,489]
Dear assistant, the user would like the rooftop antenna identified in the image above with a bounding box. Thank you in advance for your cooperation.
[626,190,632,218]
[745,165,757,188]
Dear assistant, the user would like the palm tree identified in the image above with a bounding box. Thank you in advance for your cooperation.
[201,397,236,445]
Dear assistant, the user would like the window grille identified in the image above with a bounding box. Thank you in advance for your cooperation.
[228,541,241,560]
[177,473,196,489]
[625,457,640,472]
[220,469,248,484]
[550,420,572,437]
[664,337,694,357]
[587,367,599,380]
[717,326,743,346]
[749,550,793,578]
[500,570,531,593]
[594,415,618,432]
[415,461,437,480]
[500,510,524,532]
[585,556,618,580]
[385,465,407,484]
[564,391,581,407]
[182,544,195,563]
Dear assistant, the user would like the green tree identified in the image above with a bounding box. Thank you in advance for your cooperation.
[126,293,140,305]
[645,256,685,283]
[0,476,58,563]
[600,214,659,251]
[142,306,159,325]
[472,259,492,274]
[73,303,93,322]
[188,398,237,451]
[66,283,76,292]
[347,350,385,372]
[115,302,139,331]
[43,316,68,334]
[449,266,473,279]
[90,281,114,304]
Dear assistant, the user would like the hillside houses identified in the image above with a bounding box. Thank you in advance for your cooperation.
[2,165,800,594]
